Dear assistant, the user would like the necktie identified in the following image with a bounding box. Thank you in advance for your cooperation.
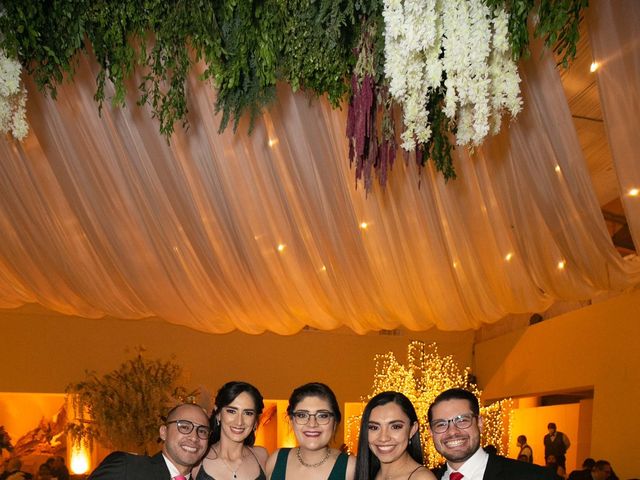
[173,476,187,480]
[450,473,464,480]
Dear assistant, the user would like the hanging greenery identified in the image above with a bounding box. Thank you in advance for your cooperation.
[65,350,196,454]
[0,0,588,190]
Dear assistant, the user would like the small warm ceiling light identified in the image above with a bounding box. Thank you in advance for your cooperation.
[590,61,598,72]
[452,261,458,269]
[628,187,639,196]
[505,252,513,261]
[557,260,566,270]
[268,138,278,147]
[555,165,561,173]
[277,244,286,252]
[320,265,327,272]
[359,222,368,229]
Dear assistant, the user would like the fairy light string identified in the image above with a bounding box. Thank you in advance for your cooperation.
[346,341,512,467]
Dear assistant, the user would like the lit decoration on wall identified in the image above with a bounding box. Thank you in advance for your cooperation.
[345,341,512,467]
[70,444,90,474]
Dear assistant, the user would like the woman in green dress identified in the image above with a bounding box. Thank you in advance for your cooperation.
[266,382,355,480]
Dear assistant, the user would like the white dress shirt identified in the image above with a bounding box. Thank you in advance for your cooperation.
[443,447,489,480]
[163,454,191,480]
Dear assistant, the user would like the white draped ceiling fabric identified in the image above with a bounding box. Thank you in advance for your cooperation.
[0,2,639,334]
[588,0,640,249]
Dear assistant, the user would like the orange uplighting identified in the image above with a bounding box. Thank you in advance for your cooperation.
[70,444,91,474]
[276,400,297,448]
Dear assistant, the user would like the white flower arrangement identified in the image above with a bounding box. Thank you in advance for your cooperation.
[383,0,442,151]
[0,49,28,140]
[383,0,521,151]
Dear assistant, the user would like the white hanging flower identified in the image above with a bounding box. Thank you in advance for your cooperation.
[488,6,522,135]
[383,0,442,151]
[0,49,29,140]
[383,0,522,151]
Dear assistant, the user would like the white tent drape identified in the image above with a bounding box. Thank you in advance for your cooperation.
[588,0,640,249]
[1,1,638,334]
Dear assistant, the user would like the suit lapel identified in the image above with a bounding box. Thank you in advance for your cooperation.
[482,455,503,480]
[150,452,172,479]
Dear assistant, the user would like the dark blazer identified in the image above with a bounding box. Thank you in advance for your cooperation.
[434,454,557,480]
[88,451,172,480]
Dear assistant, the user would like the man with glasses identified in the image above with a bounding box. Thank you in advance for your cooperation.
[89,403,209,480]
[428,388,554,480]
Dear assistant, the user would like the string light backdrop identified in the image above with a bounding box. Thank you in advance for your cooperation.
[346,341,512,467]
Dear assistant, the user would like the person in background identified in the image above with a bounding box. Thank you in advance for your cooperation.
[194,381,267,480]
[49,457,69,480]
[35,460,53,480]
[427,388,554,480]
[544,423,570,469]
[266,382,355,480]
[354,391,435,480]
[516,435,533,463]
[0,458,33,480]
[482,445,497,456]
[89,402,209,479]
[546,454,566,479]
[567,458,596,480]
[589,460,613,480]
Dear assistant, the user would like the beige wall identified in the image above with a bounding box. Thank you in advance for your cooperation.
[475,289,640,479]
[0,306,474,402]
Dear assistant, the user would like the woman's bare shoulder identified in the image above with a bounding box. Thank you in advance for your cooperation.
[411,466,437,480]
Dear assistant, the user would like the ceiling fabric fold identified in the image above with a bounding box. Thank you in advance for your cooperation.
[0,6,638,333]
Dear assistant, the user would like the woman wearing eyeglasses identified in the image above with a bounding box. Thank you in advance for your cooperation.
[354,391,435,480]
[195,381,268,480]
[266,382,355,480]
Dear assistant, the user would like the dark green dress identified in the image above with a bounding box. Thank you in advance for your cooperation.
[270,448,348,480]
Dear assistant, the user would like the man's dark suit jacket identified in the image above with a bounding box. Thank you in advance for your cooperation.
[88,451,172,480]
[434,454,557,480]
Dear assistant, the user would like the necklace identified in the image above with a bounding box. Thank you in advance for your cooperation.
[296,447,330,468]
[214,447,243,479]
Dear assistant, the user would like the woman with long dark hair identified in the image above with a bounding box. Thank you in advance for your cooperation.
[196,381,267,480]
[355,391,434,480]
[266,382,355,480]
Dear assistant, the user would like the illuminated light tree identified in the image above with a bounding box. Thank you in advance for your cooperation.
[346,341,511,467]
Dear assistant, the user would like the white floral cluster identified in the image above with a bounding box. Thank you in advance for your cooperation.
[383,0,521,150]
[487,6,523,136]
[383,0,442,151]
[0,49,28,140]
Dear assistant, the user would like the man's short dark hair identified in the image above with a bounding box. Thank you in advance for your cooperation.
[594,460,611,471]
[427,388,480,423]
[582,458,596,469]
[547,422,557,429]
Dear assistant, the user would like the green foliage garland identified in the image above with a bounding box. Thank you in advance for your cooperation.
[0,0,588,186]
[281,0,356,107]
[65,351,195,454]
[205,0,283,133]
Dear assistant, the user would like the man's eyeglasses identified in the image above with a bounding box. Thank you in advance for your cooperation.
[429,413,477,434]
[291,410,334,425]
[166,419,210,440]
